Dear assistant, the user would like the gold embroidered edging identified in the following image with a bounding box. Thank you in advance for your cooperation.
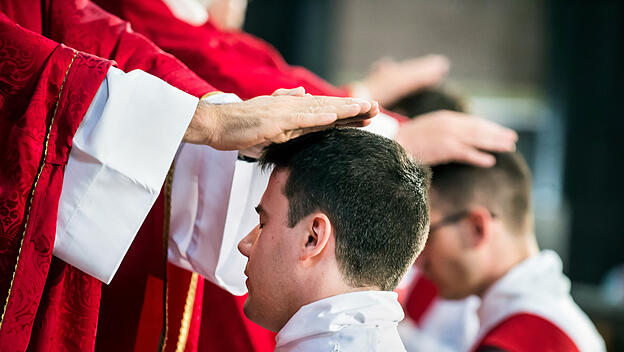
[175,272,198,352]
[200,91,223,100]
[158,164,176,352]
[0,51,79,330]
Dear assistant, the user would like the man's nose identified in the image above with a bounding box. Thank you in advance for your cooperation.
[237,225,258,258]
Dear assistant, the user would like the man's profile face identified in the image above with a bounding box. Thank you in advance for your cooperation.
[420,192,476,300]
[237,169,304,331]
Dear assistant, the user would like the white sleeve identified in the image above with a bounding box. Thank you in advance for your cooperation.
[168,93,270,296]
[54,66,198,284]
[361,111,400,139]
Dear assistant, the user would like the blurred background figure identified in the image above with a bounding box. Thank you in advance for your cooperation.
[244,1,623,350]
[421,153,605,351]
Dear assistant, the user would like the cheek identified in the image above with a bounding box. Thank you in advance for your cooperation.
[427,235,464,278]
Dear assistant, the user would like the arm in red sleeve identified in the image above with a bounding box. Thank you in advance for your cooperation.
[0,0,215,97]
[0,12,112,350]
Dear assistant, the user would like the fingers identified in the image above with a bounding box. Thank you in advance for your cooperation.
[458,116,518,152]
[279,96,378,130]
[456,146,497,167]
[408,54,450,74]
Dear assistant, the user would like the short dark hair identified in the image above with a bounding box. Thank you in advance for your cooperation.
[259,128,431,291]
[387,89,466,118]
[431,152,532,234]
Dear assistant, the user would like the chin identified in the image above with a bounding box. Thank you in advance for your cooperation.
[439,288,470,301]
[242,298,254,320]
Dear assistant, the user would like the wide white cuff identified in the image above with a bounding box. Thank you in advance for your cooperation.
[361,111,400,139]
[168,93,269,295]
[54,66,198,284]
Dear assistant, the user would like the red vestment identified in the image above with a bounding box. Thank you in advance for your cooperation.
[0,0,216,350]
[98,0,350,101]
[0,14,111,352]
[474,313,579,352]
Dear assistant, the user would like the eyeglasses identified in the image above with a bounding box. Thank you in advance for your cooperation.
[428,210,470,234]
[428,209,497,234]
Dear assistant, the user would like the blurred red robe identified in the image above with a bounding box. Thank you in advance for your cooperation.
[0,0,216,351]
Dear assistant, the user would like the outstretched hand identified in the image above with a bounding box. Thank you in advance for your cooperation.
[395,110,518,167]
[184,88,379,155]
[360,55,450,106]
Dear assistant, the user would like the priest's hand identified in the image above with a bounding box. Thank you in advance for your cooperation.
[395,110,518,167]
[357,55,450,106]
[184,90,379,152]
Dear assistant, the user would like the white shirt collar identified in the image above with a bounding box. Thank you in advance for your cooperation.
[276,291,405,351]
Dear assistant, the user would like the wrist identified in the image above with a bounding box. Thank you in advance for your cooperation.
[184,99,220,145]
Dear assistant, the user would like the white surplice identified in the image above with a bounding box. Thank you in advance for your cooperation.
[275,291,407,352]
[474,250,606,352]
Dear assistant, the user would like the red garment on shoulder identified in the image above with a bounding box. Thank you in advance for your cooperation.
[475,313,579,352]
[98,0,349,100]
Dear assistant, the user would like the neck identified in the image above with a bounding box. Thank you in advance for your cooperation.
[282,274,380,331]
[477,231,539,297]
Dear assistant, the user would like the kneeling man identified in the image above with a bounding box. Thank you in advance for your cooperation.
[238,128,431,351]
[421,152,605,351]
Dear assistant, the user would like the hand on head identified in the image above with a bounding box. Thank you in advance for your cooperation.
[395,110,518,167]
[183,87,379,156]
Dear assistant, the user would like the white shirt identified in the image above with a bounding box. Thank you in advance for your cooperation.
[275,291,406,352]
[399,295,479,352]
[474,250,606,352]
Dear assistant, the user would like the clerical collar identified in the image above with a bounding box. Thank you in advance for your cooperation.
[275,290,404,349]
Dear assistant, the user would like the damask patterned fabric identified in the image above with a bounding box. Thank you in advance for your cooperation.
[0,14,111,351]
[0,0,219,350]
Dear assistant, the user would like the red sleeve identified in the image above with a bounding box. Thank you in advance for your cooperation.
[0,0,215,97]
[476,313,580,352]
[95,0,350,100]
[0,12,112,350]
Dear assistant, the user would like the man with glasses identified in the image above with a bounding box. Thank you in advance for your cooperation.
[419,152,605,351]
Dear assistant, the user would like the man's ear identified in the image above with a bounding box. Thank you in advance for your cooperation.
[300,213,332,261]
[464,206,494,249]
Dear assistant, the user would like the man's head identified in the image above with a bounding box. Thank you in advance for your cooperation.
[388,88,466,117]
[237,128,431,331]
[420,152,535,300]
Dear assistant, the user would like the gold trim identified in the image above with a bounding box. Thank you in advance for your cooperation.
[175,272,198,352]
[200,91,223,100]
[158,164,176,352]
[0,51,78,330]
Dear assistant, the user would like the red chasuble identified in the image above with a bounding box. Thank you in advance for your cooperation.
[0,0,217,351]
[0,14,112,351]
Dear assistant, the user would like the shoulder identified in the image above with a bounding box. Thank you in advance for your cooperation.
[475,313,579,352]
